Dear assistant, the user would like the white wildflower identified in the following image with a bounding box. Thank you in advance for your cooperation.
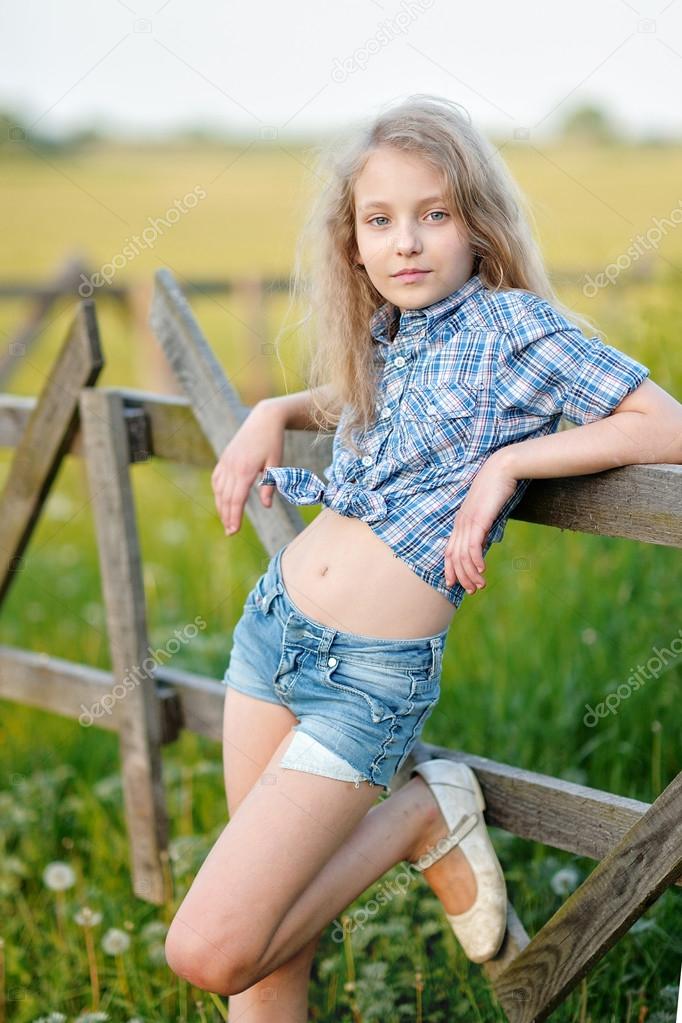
[43,861,76,891]
[140,919,168,943]
[550,866,581,895]
[101,927,131,955]
[147,941,167,966]
[74,905,102,927]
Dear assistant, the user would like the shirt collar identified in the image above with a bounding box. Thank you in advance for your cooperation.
[369,273,485,346]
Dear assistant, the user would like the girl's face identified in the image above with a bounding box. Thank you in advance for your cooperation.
[353,146,475,313]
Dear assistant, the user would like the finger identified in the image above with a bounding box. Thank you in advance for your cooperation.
[462,524,488,590]
[446,541,473,592]
[454,518,478,593]
[225,477,252,534]
[259,484,274,507]
[444,516,469,589]
[212,466,227,523]
[460,544,485,591]
[218,473,235,532]
[443,544,456,587]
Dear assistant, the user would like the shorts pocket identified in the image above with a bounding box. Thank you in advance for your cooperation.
[323,656,399,724]
[243,571,280,616]
[323,653,438,723]
[274,645,309,699]
[394,691,440,774]
[396,383,477,468]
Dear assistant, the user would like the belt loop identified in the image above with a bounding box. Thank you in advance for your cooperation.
[316,628,336,670]
[430,636,442,680]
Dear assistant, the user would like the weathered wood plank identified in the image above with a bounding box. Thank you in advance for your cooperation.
[493,769,682,1022]
[483,903,531,982]
[515,462,682,547]
[0,645,181,745]
[0,301,103,607]
[1,389,680,546]
[0,389,326,470]
[2,647,678,880]
[148,268,303,553]
[79,387,169,906]
[412,742,682,887]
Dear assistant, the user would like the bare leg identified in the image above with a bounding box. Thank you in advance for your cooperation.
[167,714,479,996]
[251,771,477,983]
[221,689,324,1022]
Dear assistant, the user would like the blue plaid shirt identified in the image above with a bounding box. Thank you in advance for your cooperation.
[259,273,650,608]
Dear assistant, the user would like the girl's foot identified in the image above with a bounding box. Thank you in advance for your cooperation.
[406,776,478,914]
[403,759,508,963]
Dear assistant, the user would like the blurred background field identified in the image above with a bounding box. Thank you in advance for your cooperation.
[0,139,681,1022]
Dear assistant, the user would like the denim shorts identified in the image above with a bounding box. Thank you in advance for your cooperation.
[222,543,449,792]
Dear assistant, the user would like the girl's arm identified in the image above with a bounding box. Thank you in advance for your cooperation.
[492,378,682,479]
[444,379,682,594]
[257,383,342,431]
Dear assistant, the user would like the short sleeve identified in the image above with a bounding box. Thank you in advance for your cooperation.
[495,297,650,426]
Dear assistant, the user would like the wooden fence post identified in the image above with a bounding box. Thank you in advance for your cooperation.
[78,388,170,906]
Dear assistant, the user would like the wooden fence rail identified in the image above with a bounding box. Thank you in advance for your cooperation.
[0,273,679,1020]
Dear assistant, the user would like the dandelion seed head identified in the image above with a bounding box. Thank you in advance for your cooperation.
[102,927,131,955]
[550,865,580,895]
[140,919,168,942]
[74,905,102,927]
[43,861,76,891]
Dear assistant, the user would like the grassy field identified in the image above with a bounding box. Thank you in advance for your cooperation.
[0,141,681,1022]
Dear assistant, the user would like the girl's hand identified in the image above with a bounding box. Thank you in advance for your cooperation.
[211,400,285,535]
[444,452,519,594]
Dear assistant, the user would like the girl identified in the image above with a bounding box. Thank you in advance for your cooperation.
[165,94,681,1012]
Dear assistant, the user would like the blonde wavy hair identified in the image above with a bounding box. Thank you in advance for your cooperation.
[274,93,601,458]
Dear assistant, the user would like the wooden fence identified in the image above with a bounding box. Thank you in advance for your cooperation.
[0,270,680,1021]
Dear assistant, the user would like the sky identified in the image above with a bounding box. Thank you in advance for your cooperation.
[1,0,681,142]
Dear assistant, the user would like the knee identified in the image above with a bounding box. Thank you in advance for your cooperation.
[164,916,258,995]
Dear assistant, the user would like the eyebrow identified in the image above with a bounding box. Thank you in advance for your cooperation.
[358,195,447,213]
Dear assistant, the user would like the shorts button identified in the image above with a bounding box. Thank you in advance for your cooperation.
[327,656,337,667]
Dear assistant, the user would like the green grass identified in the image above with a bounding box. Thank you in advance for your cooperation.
[0,142,681,1022]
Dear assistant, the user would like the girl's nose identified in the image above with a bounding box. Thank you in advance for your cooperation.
[394,232,422,256]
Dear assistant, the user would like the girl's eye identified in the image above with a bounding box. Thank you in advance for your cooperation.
[367,211,449,227]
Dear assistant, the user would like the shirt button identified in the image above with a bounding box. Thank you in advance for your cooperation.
[380,406,391,418]
[327,656,337,667]
[394,356,406,367]
[361,455,372,466]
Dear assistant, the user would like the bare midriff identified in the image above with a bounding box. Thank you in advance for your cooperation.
[279,507,456,641]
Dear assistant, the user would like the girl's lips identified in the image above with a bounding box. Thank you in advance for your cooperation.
[394,270,431,281]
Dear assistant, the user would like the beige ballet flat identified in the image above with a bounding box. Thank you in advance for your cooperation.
[408,758,508,963]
